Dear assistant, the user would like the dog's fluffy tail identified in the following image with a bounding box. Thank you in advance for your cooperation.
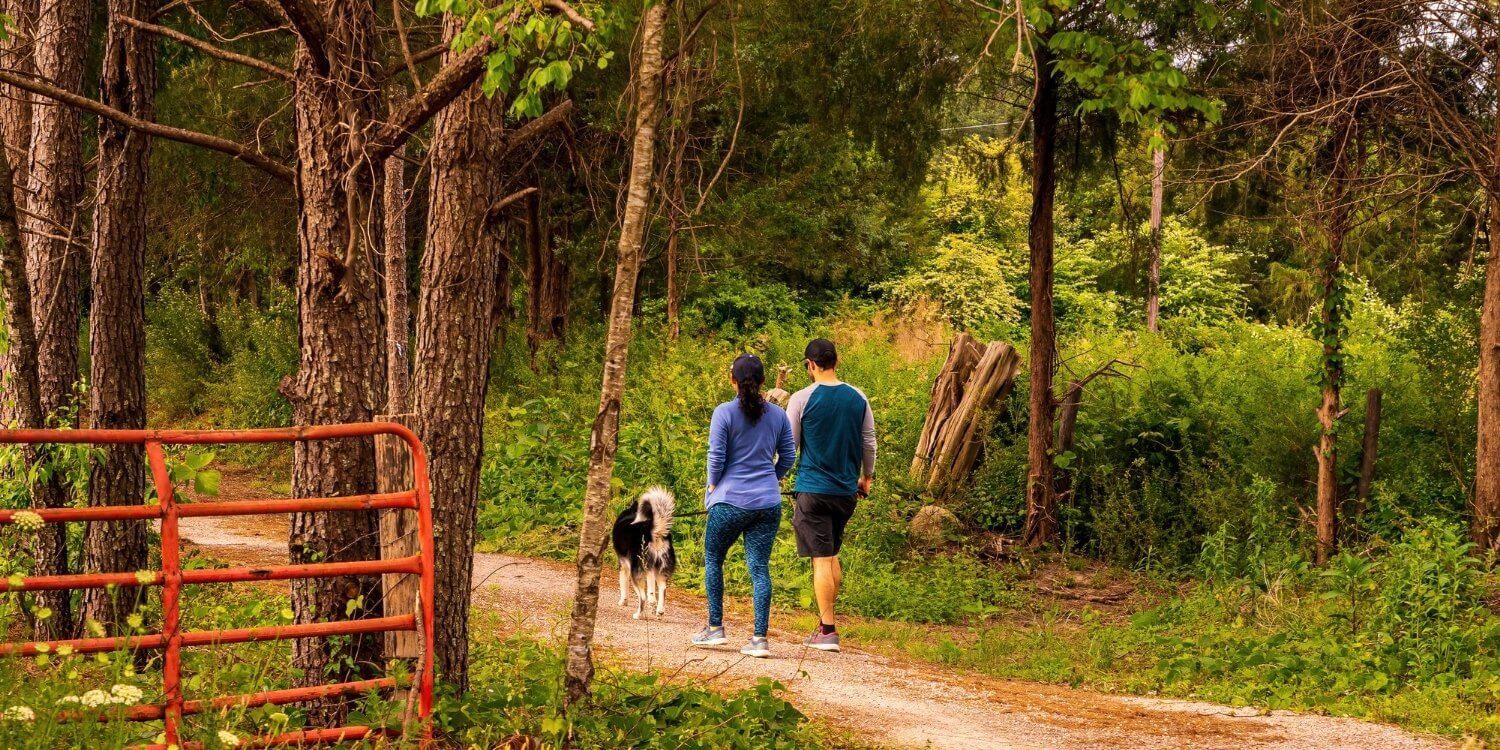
[634,485,675,538]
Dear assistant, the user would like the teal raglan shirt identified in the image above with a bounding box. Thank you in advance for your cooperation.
[786,382,877,496]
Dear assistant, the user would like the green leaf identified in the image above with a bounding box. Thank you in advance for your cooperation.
[194,469,222,496]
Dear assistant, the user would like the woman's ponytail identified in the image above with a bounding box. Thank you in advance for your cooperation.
[731,353,766,423]
[737,375,766,423]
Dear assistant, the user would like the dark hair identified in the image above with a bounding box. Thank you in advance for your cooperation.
[804,338,838,370]
[732,353,766,423]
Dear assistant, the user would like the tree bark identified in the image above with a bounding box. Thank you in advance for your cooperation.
[1053,379,1083,509]
[563,0,666,706]
[1145,146,1164,332]
[384,146,411,416]
[0,0,34,417]
[409,14,509,689]
[1314,121,1355,566]
[283,1,387,703]
[82,0,157,632]
[1474,190,1500,551]
[21,0,89,639]
[1353,387,1381,517]
[1021,43,1061,549]
[0,143,63,641]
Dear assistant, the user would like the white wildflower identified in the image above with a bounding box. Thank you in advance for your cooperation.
[110,684,143,706]
[55,695,80,705]
[2,705,34,723]
[217,730,240,747]
[79,689,110,708]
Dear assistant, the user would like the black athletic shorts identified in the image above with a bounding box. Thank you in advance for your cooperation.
[793,492,858,558]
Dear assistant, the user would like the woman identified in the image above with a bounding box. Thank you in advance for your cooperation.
[692,353,796,658]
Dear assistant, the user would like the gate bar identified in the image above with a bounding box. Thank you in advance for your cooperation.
[0,422,436,749]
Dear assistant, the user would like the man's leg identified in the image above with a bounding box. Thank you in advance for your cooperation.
[812,555,841,627]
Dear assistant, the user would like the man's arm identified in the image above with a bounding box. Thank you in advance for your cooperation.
[786,388,808,448]
[775,411,797,480]
[860,395,877,478]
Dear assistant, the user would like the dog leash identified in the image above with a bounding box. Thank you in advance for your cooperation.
[674,490,799,518]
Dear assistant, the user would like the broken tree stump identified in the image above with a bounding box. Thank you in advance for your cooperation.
[910,332,985,479]
[923,340,1022,495]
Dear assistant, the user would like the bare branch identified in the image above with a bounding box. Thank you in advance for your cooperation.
[544,0,595,31]
[499,98,574,158]
[485,186,538,225]
[116,14,292,80]
[0,68,293,182]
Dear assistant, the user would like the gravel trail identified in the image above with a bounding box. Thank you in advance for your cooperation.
[177,502,1454,750]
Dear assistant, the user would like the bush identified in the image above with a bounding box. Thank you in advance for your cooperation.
[681,276,807,340]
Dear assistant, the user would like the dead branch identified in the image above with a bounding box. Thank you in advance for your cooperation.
[0,68,293,182]
[115,14,292,80]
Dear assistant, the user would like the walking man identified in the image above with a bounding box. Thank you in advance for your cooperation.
[786,338,876,652]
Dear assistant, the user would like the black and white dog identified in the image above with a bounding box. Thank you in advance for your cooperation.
[612,486,677,619]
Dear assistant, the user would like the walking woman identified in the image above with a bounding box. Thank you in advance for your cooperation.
[692,353,795,657]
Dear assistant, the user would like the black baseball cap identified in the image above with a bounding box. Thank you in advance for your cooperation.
[804,338,837,368]
[732,353,764,384]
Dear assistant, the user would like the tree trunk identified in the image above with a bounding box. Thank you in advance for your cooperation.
[21,0,89,640]
[1145,146,1164,332]
[409,15,508,689]
[563,0,666,706]
[665,216,680,340]
[0,144,63,642]
[385,147,411,416]
[1353,387,1381,517]
[1021,43,1060,549]
[1053,379,1083,511]
[83,0,156,632]
[1474,191,1500,551]
[1314,123,1355,566]
[284,3,387,703]
[0,0,34,418]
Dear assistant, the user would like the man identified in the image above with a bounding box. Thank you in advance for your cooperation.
[786,338,876,652]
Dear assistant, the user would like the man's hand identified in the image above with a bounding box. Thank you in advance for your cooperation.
[857,475,872,498]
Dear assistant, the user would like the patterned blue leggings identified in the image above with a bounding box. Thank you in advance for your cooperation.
[704,503,781,637]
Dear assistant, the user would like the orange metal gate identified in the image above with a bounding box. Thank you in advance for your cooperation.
[0,423,435,749]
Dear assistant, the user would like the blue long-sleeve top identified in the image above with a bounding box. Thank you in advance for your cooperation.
[706,400,796,510]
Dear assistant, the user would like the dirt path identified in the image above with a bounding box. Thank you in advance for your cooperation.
[175,507,1455,750]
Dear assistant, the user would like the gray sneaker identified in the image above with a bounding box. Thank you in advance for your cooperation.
[740,636,771,658]
[804,628,841,652]
[692,625,727,647]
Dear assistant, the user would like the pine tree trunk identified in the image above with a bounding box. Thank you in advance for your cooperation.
[283,3,387,703]
[21,0,88,640]
[0,0,33,419]
[563,0,666,705]
[1145,146,1164,332]
[1021,43,1060,549]
[83,0,156,631]
[385,147,410,416]
[1474,191,1500,551]
[0,146,61,641]
[409,16,508,689]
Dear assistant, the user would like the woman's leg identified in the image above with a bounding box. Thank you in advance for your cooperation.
[742,506,782,638]
[703,504,738,627]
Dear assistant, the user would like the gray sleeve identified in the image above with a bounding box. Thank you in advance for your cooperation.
[861,395,877,477]
[786,387,809,448]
